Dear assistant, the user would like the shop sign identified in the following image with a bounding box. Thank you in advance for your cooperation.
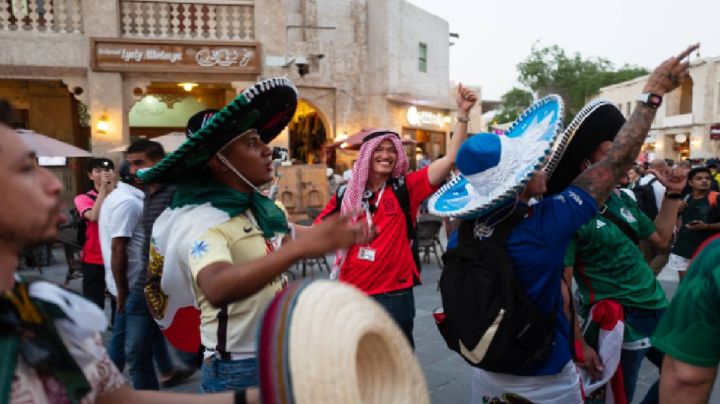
[406,106,450,128]
[711,124,720,140]
[91,38,261,74]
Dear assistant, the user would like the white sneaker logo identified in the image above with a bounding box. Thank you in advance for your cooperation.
[596,220,606,229]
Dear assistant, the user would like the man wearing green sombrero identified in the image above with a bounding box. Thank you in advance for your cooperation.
[137,77,367,392]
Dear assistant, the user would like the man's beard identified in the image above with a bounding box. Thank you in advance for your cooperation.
[0,201,63,249]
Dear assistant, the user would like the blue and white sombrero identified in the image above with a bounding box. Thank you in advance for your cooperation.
[429,95,564,219]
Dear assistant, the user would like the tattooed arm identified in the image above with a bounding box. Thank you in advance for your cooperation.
[572,44,699,205]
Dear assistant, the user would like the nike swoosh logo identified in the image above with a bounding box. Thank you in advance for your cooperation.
[244,226,253,233]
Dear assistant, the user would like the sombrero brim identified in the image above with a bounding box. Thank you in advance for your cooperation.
[429,95,564,219]
[545,99,625,196]
[138,77,297,183]
[258,280,430,404]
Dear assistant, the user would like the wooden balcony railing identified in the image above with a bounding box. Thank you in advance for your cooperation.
[0,0,83,33]
[121,0,254,40]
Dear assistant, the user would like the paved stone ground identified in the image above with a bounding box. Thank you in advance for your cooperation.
[20,247,720,403]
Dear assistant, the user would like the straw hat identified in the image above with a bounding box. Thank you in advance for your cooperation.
[429,95,565,219]
[258,280,429,404]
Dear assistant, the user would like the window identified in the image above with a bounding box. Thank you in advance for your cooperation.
[419,43,427,73]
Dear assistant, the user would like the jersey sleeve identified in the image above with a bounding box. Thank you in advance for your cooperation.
[314,194,338,224]
[564,236,578,268]
[535,186,598,245]
[406,167,440,212]
[188,226,233,281]
[651,240,720,366]
[74,194,95,216]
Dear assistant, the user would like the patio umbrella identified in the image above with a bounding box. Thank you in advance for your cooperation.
[17,129,91,157]
[329,128,416,150]
[107,132,186,153]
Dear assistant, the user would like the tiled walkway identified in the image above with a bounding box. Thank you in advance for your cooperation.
[22,247,720,403]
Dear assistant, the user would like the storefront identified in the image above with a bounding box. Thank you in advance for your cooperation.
[390,100,453,169]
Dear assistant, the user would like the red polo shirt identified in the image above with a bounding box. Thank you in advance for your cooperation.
[74,190,104,265]
[315,168,438,295]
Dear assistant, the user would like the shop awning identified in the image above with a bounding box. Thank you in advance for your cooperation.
[108,132,186,153]
[17,129,91,157]
[328,128,416,150]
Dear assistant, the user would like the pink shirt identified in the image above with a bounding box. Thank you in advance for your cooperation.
[74,190,104,265]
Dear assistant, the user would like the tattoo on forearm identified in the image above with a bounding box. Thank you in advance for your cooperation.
[572,104,656,204]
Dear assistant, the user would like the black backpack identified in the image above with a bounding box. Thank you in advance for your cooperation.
[435,206,555,373]
[632,178,659,220]
[330,176,422,282]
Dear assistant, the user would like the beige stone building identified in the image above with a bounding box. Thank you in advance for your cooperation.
[597,56,720,162]
[0,0,481,205]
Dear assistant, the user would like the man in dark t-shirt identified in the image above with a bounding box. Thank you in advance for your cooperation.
[663,167,720,279]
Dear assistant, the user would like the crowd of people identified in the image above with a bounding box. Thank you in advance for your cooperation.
[3,42,720,404]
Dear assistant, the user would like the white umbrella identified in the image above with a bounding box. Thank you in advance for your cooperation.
[107,132,186,153]
[16,129,91,157]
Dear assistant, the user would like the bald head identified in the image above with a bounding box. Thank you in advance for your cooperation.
[649,159,667,171]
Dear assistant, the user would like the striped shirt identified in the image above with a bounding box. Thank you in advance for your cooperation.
[133,184,176,294]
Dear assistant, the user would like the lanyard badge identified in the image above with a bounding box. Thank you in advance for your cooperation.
[358,184,385,261]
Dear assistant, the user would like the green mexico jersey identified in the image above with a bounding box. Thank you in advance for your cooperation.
[565,191,668,312]
[652,236,720,366]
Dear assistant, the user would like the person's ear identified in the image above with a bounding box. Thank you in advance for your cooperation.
[207,155,228,172]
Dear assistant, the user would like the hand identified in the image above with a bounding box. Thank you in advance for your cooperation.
[648,167,688,194]
[678,200,688,213]
[686,220,708,230]
[116,289,127,313]
[642,44,699,96]
[455,83,478,115]
[298,213,369,257]
[101,171,115,191]
[576,343,604,381]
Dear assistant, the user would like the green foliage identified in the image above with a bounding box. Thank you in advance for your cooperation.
[494,87,534,124]
[516,44,649,123]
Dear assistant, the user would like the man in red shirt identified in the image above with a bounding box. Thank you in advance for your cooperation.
[316,84,477,346]
[74,158,115,308]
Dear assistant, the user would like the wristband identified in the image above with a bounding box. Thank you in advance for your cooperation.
[234,389,247,404]
[665,192,682,200]
[637,92,662,109]
[457,116,470,123]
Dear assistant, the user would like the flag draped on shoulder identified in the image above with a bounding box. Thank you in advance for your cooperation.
[145,203,229,353]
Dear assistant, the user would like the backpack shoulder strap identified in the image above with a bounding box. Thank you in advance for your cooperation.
[489,205,529,246]
[389,176,412,224]
[389,176,422,276]
[708,191,718,208]
[329,185,346,216]
[600,205,639,245]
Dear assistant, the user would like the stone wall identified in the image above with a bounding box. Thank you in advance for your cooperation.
[598,57,720,160]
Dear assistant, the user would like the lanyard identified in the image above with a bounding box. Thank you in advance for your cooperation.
[364,183,386,231]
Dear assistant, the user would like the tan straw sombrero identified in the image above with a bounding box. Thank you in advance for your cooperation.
[258,280,429,404]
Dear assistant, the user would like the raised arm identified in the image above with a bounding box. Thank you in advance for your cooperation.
[427,83,477,186]
[572,44,698,205]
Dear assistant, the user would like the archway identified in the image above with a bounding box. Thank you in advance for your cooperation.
[128,82,233,140]
[287,99,329,164]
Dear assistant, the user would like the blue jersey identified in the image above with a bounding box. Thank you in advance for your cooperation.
[507,186,597,375]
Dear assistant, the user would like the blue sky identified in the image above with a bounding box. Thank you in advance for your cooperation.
[407,0,719,100]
